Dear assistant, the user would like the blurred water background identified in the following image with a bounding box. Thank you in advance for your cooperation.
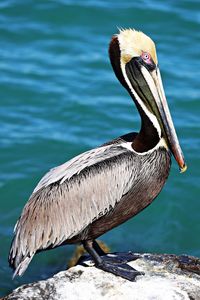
[0,0,200,296]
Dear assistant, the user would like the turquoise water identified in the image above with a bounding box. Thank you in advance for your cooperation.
[0,0,200,296]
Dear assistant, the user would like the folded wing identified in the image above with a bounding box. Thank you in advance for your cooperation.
[9,141,138,276]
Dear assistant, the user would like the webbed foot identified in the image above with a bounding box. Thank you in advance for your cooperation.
[103,252,141,264]
[82,240,144,281]
[97,260,144,281]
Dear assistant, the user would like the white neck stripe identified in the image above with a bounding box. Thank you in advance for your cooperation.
[120,60,161,138]
[122,137,168,155]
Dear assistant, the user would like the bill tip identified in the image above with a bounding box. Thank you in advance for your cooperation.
[180,164,187,173]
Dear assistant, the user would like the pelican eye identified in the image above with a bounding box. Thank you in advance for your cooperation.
[140,51,156,71]
[141,51,151,64]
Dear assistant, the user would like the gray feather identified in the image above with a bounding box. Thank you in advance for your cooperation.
[9,141,138,275]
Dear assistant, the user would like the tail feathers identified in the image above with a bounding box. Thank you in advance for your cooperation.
[11,254,34,278]
[9,240,35,278]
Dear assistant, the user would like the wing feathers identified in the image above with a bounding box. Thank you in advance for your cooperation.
[9,142,137,276]
[33,144,130,193]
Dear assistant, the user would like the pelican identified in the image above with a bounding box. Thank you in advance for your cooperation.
[9,29,187,281]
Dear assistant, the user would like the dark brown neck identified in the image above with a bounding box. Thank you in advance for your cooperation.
[132,102,160,152]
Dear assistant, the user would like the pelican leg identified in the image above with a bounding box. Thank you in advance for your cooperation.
[93,240,141,264]
[93,240,106,256]
[83,240,144,281]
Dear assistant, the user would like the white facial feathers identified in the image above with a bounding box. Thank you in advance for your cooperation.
[117,29,157,65]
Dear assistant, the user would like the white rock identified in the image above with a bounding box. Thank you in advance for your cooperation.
[4,253,200,300]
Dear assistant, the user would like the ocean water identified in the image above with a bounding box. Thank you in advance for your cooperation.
[0,0,200,296]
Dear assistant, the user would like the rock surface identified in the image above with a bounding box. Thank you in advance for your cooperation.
[4,253,200,300]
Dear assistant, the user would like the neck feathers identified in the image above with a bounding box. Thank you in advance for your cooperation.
[109,36,160,153]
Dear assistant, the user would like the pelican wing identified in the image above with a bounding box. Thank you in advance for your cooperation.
[9,141,138,276]
[33,143,129,193]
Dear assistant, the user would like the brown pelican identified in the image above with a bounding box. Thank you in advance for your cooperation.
[9,29,187,281]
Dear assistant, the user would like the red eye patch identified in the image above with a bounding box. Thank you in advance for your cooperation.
[141,51,152,64]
